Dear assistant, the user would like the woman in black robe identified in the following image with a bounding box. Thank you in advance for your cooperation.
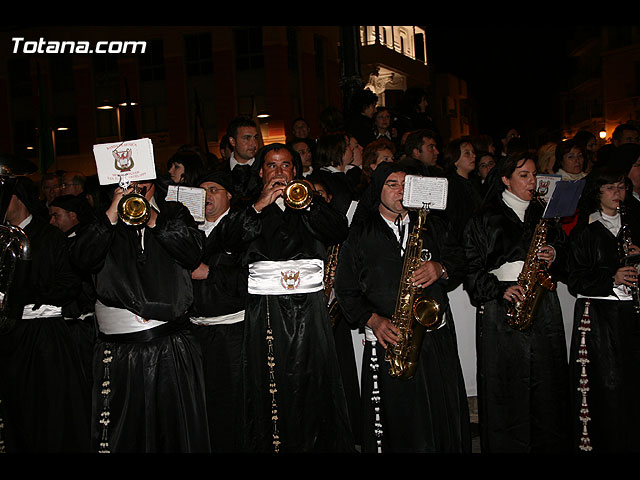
[335,162,471,453]
[463,151,571,453]
[566,166,640,452]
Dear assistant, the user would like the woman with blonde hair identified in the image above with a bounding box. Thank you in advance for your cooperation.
[536,142,557,174]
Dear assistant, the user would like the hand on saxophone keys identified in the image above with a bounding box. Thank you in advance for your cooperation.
[367,313,400,349]
[504,285,526,303]
[536,244,556,265]
[411,261,445,289]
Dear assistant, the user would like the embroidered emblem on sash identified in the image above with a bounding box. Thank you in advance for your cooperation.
[281,270,301,290]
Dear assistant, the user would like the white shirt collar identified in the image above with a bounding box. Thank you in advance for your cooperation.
[230,153,254,170]
[199,207,230,237]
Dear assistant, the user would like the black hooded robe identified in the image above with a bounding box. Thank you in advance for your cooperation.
[334,163,471,453]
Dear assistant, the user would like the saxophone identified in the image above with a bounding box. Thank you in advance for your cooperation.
[505,194,556,331]
[324,243,341,328]
[617,205,640,317]
[385,207,445,380]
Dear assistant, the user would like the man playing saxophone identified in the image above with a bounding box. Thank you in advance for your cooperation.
[335,162,471,453]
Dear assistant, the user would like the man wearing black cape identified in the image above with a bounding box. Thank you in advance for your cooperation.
[216,142,354,452]
[334,162,471,453]
[69,178,209,453]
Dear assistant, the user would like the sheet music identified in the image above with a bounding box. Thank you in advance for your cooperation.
[402,175,448,210]
[166,185,206,223]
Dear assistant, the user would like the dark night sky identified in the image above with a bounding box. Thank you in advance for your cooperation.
[424,24,573,139]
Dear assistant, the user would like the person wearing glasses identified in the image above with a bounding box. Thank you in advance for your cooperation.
[60,171,86,197]
[567,164,640,452]
[189,170,248,452]
[335,162,470,453]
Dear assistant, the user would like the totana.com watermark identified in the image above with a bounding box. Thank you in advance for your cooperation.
[12,37,147,54]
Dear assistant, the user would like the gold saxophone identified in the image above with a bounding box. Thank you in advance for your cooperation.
[324,243,341,328]
[385,206,445,380]
[617,205,640,317]
[505,195,556,331]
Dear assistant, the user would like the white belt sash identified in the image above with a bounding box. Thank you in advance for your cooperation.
[248,259,324,295]
[94,299,166,335]
[190,310,245,326]
[489,261,524,283]
[22,304,62,319]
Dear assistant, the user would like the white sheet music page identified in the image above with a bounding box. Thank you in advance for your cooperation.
[166,185,206,223]
[402,175,448,210]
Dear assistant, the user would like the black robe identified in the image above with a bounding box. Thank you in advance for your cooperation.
[566,214,640,452]
[225,198,354,452]
[335,209,471,453]
[463,197,571,453]
[189,211,248,453]
[70,202,210,453]
[0,215,91,453]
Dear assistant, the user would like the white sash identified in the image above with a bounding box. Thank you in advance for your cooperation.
[190,310,245,326]
[248,259,324,295]
[22,304,62,319]
[94,299,166,335]
[489,261,524,282]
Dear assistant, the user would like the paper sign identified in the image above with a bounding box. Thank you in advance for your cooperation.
[166,185,206,223]
[93,138,157,186]
[536,174,562,203]
[402,175,448,210]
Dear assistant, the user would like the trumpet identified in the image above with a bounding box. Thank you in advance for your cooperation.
[118,184,151,226]
[281,179,319,210]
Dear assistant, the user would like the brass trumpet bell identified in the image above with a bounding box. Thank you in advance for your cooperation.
[118,190,151,226]
[283,180,315,210]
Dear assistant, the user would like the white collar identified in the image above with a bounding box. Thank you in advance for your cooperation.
[502,189,529,222]
[230,153,254,170]
[557,168,586,181]
[589,210,621,236]
[200,208,230,236]
[17,214,33,230]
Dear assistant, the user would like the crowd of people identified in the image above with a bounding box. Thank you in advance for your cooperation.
[0,85,639,454]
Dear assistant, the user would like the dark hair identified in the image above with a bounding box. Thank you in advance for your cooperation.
[220,134,232,151]
[350,89,378,115]
[612,123,640,142]
[399,87,428,114]
[580,166,626,215]
[319,106,344,134]
[442,137,473,172]
[553,139,585,172]
[254,143,302,180]
[573,130,596,147]
[498,150,536,184]
[227,115,257,139]
[166,146,207,186]
[404,129,437,158]
[315,132,348,168]
[471,134,494,153]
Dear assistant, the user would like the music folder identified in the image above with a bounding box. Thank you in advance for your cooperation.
[165,185,206,223]
[402,175,448,210]
[542,179,586,219]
